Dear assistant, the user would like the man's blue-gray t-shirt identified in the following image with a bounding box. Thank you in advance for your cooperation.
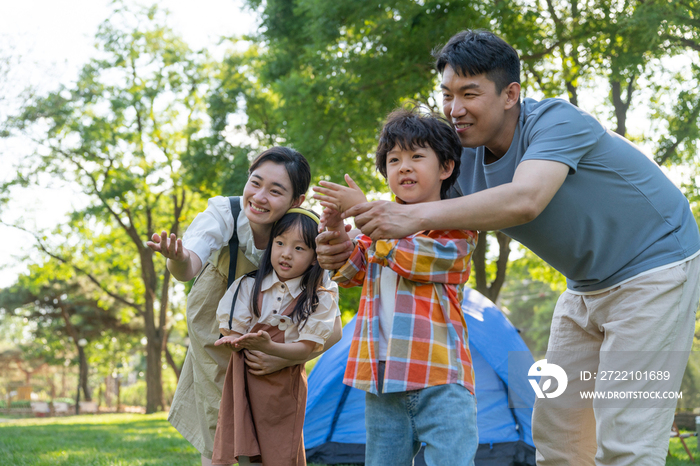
[454,97,700,292]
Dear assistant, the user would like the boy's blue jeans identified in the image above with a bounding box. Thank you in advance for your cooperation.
[364,362,478,466]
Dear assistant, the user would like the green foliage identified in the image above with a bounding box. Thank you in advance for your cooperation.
[119,368,178,407]
[497,252,561,353]
[0,4,249,411]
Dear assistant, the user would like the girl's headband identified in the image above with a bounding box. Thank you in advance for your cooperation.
[286,207,320,225]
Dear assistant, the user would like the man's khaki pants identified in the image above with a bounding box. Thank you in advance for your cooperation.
[533,254,700,466]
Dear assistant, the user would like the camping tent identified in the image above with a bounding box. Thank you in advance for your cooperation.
[304,288,537,466]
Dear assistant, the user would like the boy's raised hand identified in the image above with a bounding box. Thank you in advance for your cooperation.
[146,231,190,262]
[313,174,367,214]
[318,205,344,232]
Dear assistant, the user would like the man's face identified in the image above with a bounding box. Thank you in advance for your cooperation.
[440,65,512,156]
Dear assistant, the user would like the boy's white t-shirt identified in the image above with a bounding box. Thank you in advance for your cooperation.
[377,267,399,361]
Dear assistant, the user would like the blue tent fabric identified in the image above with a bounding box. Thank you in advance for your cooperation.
[304,287,537,465]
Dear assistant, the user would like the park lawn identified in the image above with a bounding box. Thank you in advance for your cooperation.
[0,412,695,465]
[667,432,699,466]
[0,412,199,465]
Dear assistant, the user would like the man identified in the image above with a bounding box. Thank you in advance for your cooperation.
[316,30,700,465]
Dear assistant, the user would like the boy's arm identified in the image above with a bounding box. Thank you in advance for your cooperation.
[233,331,316,360]
[331,235,372,288]
[371,230,478,285]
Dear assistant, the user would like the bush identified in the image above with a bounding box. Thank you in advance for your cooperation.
[51,397,76,405]
[2,400,31,408]
[120,380,147,407]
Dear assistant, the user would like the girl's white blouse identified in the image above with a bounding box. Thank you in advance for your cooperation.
[217,270,340,352]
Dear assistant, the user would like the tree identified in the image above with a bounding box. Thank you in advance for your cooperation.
[0,263,139,406]
[239,0,699,305]
[1,5,234,412]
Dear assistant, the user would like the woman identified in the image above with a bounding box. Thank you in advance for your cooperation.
[147,147,342,466]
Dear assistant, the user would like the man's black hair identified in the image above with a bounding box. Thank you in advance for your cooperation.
[433,30,520,94]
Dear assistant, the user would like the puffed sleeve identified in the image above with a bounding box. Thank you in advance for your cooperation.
[182,196,234,266]
[216,275,254,334]
[295,287,339,352]
[321,272,341,317]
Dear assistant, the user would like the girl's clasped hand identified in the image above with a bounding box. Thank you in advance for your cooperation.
[215,329,272,352]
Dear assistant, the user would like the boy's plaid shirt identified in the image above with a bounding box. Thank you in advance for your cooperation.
[333,229,478,395]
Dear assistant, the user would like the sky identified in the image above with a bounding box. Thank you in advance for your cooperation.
[0,0,257,287]
[0,1,687,288]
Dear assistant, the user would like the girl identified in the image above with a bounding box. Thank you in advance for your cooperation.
[146,147,342,466]
[212,208,339,466]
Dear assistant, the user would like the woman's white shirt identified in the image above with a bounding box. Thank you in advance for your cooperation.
[182,196,263,268]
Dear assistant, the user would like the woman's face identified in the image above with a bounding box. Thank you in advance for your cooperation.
[242,161,304,226]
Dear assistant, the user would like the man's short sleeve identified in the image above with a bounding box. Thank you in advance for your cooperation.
[520,99,606,173]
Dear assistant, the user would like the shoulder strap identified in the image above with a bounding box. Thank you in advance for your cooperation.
[228,270,258,331]
[227,196,242,289]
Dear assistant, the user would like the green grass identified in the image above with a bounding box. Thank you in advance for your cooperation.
[667,431,699,466]
[0,412,695,465]
[0,412,199,465]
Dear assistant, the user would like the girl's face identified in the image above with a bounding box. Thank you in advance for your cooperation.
[270,226,316,282]
[242,161,304,226]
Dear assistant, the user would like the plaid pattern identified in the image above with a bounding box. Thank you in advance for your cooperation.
[333,229,478,395]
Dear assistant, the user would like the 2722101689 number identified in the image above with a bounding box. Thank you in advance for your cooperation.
[579,370,671,381]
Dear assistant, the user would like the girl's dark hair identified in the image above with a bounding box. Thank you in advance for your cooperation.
[248,147,311,201]
[250,209,326,329]
[376,107,462,200]
[433,29,520,94]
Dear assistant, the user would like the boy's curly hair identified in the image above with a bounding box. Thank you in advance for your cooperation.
[376,106,462,199]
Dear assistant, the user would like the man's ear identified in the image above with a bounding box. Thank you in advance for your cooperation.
[504,82,521,110]
[440,159,456,181]
[291,194,306,208]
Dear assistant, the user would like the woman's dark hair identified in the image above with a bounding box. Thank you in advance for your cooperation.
[250,209,326,329]
[248,147,311,201]
[433,29,520,94]
[375,106,462,200]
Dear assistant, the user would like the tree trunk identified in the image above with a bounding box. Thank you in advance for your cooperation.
[139,239,164,413]
[164,343,182,381]
[116,375,121,413]
[144,330,164,413]
[611,76,635,136]
[78,345,91,402]
[471,231,512,304]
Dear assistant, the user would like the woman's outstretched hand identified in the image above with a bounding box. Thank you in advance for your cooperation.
[146,231,190,262]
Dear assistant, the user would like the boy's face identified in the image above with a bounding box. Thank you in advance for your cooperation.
[385,144,453,205]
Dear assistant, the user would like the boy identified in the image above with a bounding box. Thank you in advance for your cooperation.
[313,107,479,466]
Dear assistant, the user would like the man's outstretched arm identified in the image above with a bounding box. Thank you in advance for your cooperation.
[345,159,570,240]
